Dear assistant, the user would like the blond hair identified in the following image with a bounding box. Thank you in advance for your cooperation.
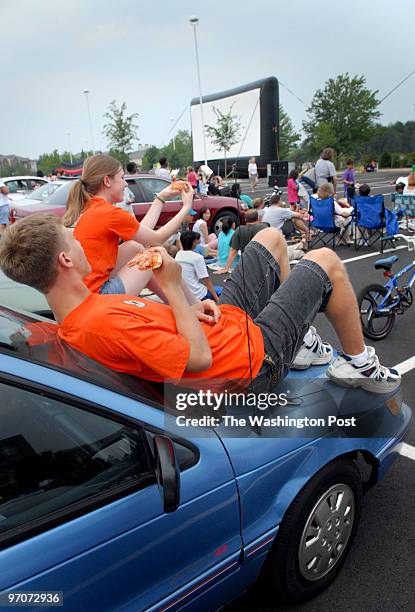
[317,182,334,199]
[63,154,122,227]
[0,214,66,293]
[407,172,415,187]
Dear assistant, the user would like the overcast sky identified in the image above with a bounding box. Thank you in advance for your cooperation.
[3,0,415,159]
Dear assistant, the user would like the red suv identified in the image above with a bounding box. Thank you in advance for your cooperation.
[9,175,245,234]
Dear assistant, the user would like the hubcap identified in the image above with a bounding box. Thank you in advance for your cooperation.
[298,484,355,581]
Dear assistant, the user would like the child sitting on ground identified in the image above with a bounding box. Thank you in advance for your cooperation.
[175,231,222,302]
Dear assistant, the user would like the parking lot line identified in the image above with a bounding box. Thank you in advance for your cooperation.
[399,443,415,461]
[342,245,407,264]
[394,356,415,375]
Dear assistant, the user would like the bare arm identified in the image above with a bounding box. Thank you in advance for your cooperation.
[133,185,193,246]
[201,277,219,302]
[153,248,212,372]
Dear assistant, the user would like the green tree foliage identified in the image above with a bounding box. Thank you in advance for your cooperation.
[141,131,193,175]
[103,100,139,166]
[364,120,415,166]
[205,105,242,176]
[37,149,63,174]
[279,105,301,160]
[303,73,381,157]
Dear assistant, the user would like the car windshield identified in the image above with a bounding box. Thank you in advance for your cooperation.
[25,182,64,201]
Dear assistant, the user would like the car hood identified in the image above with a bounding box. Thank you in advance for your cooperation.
[11,200,66,215]
[212,367,410,475]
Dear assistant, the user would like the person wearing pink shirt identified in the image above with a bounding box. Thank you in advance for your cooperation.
[287,169,300,211]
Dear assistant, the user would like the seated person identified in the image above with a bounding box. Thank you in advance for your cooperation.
[214,209,268,274]
[316,182,353,243]
[217,217,237,268]
[262,194,309,239]
[403,172,415,196]
[358,184,371,197]
[0,214,400,394]
[192,207,218,258]
[230,183,253,208]
[175,231,222,303]
[253,197,265,220]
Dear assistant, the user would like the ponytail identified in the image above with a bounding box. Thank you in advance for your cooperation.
[63,154,122,227]
[63,181,90,227]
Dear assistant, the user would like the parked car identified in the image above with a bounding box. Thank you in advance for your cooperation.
[3,176,49,201]
[9,175,245,234]
[0,303,411,609]
[0,270,50,316]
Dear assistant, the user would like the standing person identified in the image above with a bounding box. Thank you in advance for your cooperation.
[0,180,11,236]
[248,157,259,192]
[192,207,218,256]
[342,159,356,201]
[175,231,222,302]
[287,169,300,210]
[154,157,171,181]
[315,148,337,192]
[186,166,198,190]
[63,154,194,296]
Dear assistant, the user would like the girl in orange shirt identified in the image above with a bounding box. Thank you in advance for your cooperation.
[64,155,194,296]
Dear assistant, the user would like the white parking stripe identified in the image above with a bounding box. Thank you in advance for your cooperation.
[399,443,415,461]
[341,245,407,264]
[394,356,415,375]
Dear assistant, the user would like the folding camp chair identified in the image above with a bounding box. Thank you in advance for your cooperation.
[308,196,347,250]
[353,195,394,252]
[392,194,415,232]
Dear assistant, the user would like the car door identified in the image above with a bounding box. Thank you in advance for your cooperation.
[0,374,242,611]
[132,178,183,227]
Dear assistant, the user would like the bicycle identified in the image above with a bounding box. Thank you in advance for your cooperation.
[358,234,415,340]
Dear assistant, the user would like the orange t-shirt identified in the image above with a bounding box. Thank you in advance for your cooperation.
[58,294,265,383]
[74,196,140,293]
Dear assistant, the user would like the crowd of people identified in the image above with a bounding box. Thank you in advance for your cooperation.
[0,153,402,395]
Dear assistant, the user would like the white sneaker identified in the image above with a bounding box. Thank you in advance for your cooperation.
[326,346,401,394]
[291,326,333,370]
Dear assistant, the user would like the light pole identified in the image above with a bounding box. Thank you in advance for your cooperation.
[170,118,176,150]
[83,89,95,155]
[189,16,207,166]
[66,131,73,164]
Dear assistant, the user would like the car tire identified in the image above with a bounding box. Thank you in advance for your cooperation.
[262,459,363,603]
[212,211,239,236]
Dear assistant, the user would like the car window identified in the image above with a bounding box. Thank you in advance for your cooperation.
[27,182,63,201]
[138,178,181,202]
[5,181,19,193]
[0,382,155,545]
[126,179,146,203]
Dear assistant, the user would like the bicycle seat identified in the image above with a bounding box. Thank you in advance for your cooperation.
[374,255,399,271]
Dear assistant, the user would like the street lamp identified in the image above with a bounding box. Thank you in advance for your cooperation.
[189,16,207,166]
[66,131,73,164]
[170,118,176,150]
[83,89,95,155]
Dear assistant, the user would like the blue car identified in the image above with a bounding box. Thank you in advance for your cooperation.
[0,304,411,610]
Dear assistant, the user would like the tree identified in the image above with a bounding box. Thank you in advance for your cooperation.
[303,73,381,158]
[102,100,139,166]
[278,105,301,160]
[205,104,241,176]
[141,145,160,171]
[37,149,62,174]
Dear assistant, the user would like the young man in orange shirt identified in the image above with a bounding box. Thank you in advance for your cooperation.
[0,215,400,393]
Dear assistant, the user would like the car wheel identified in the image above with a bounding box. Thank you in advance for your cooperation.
[263,459,363,603]
[212,211,239,236]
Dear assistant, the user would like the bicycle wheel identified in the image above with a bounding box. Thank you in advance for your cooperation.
[358,284,395,340]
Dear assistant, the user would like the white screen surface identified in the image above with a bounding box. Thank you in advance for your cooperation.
[191,88,260,161]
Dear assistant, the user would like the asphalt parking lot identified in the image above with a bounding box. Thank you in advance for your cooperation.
[222,170,415,611]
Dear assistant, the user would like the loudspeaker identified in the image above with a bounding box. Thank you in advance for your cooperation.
[270,160,289,175]
[268,174,288,188]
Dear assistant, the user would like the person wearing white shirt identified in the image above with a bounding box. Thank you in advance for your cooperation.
[248,157,258,191]
[154,156,172,182]
[0,180,11,235]
[175,231,221,302]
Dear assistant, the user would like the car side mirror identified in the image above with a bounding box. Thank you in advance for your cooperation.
[153,435,180,512]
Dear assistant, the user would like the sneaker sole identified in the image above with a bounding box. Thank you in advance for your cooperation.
[326,369,401,394]
[291,354,333,370]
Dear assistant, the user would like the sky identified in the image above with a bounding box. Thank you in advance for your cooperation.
[3,0,415,159]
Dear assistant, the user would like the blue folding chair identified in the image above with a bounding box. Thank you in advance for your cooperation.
[308,196,346,250]
[353,195,393,252]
